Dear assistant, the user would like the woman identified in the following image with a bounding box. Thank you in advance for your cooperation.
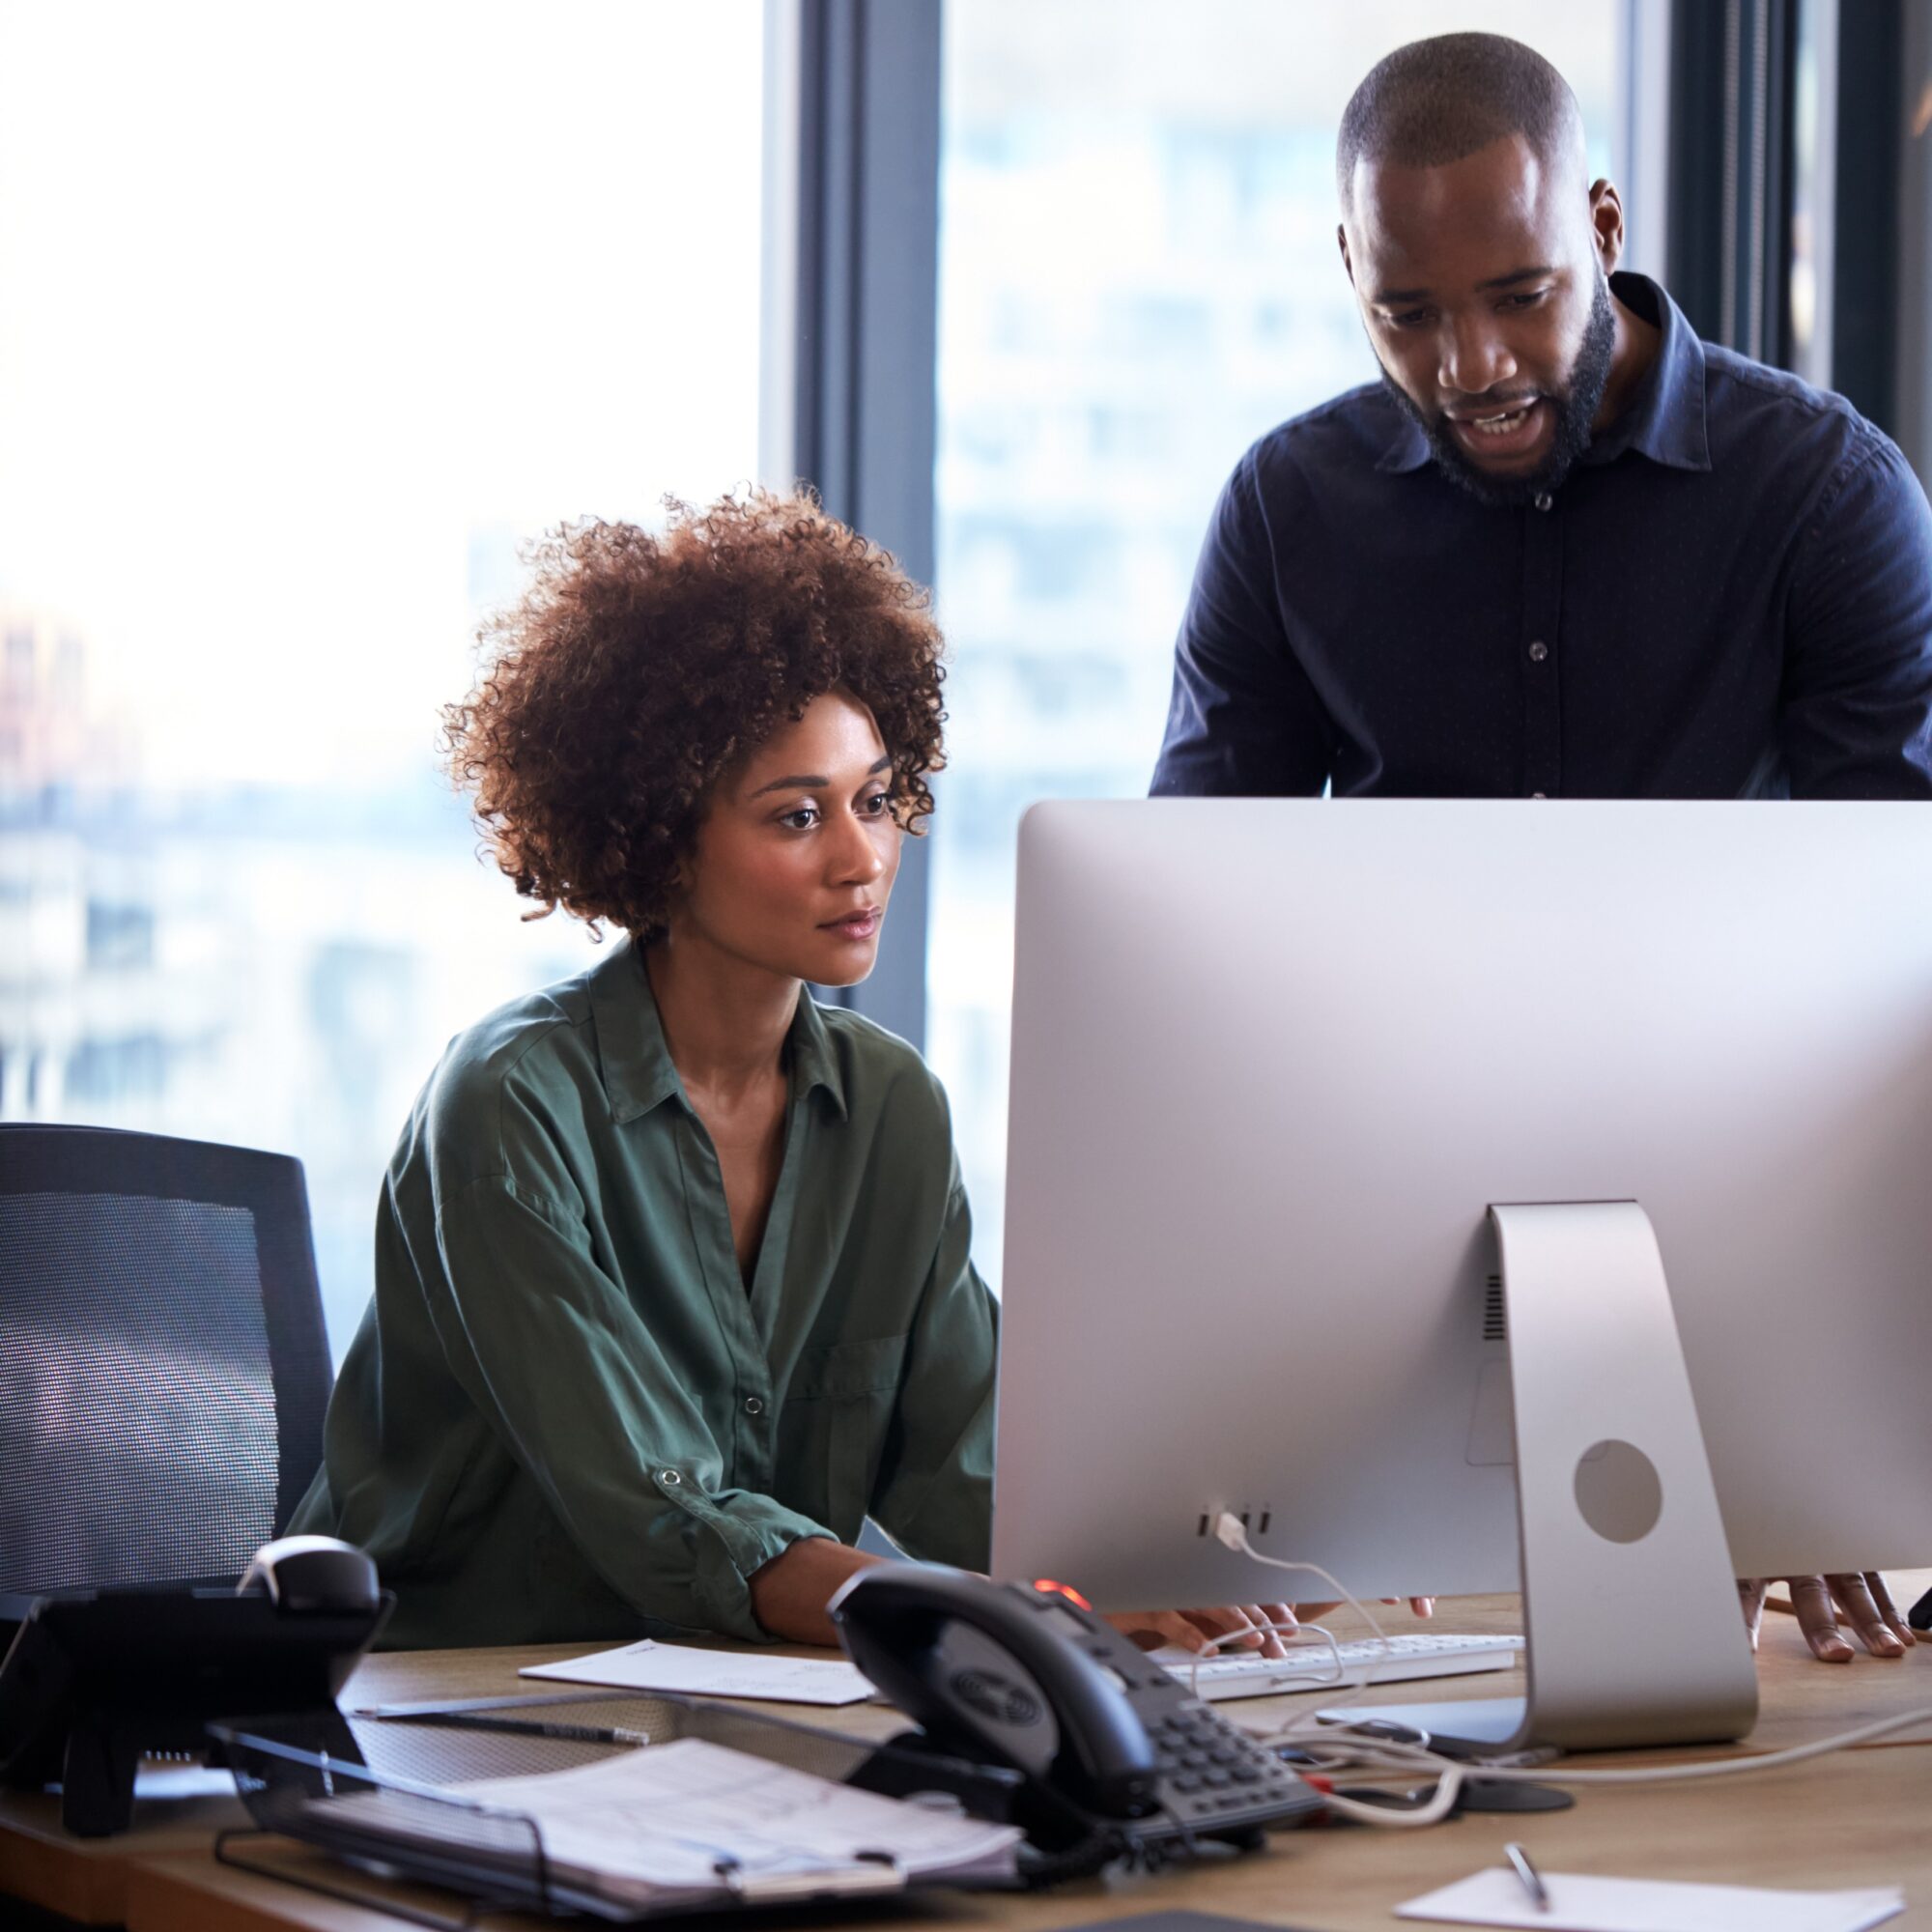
[294,491,1296,1655]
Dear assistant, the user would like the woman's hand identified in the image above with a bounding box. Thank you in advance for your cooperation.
[1107,1594,1437,1660]
[1106,1604,1299,1659]
[748,1537,883,1645]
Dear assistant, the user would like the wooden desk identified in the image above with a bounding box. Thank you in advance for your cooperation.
[6,1592,1930,1931]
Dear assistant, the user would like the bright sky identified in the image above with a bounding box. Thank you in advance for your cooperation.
[0,2,763,788]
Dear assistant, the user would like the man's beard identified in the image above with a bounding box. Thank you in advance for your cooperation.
[1378,272,1618,509]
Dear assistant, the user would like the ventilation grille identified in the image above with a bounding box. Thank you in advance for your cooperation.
[1482,1273,1507,1343]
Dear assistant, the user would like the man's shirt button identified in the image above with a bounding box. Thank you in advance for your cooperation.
[1534,491,1553,511]
[1531,791,1548,799]
[744,1396,765,1416]
[1527,639,1549,663]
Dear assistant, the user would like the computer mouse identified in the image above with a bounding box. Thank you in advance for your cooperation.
[237,1535,381,1614]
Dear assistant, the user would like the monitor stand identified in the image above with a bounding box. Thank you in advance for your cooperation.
[1346,1201,1758,1753]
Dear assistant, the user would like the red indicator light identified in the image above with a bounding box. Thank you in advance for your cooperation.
[1032,1577,1093,1610]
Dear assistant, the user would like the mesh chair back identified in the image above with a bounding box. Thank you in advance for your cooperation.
[0,1125,333,1597]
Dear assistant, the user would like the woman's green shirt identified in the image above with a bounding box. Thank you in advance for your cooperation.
[292,941,997,1647]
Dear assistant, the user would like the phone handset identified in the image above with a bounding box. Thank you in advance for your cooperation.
[831,1564,1321,1852]
[832,1565,1158,1818]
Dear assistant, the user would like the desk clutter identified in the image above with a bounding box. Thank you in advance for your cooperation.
[5,1549,1924,1930]
[278,1565,1336,1918]
[217,1711,1025,1920]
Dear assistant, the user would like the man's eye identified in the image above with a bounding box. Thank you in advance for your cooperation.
[1390,308,1433,329]
[1501,290,1548,310]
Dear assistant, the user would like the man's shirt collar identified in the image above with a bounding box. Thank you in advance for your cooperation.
[1585,273,1711,472]
[589,939,849,1125]
[1375,270,1711,479]
[1375,407,1433,475]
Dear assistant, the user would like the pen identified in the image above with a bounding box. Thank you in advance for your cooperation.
[374,1712,650,1747]
[1504,1841,1550,1912]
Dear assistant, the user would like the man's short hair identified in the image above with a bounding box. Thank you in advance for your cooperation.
[1336,32,1583,213]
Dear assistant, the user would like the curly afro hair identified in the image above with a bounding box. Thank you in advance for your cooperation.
[443,489,947,939]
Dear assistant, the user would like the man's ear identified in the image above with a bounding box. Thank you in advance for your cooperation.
[1588,178,1626,275]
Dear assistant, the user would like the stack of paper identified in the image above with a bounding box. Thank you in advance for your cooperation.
[312,1737,1021,1913]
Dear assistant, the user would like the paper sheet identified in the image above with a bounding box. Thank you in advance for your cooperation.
[447,1736,1020,1901]
[519,1636,876,1705]
[1397,1867,1906,1932]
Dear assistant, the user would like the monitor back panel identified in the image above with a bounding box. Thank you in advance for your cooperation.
[992,800,1932,1607]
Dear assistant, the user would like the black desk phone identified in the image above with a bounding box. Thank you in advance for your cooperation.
[832,1566,1322,1859]
[0,1537,391,1837]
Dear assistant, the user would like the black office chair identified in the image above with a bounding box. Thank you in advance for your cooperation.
[0,1125,334,1605]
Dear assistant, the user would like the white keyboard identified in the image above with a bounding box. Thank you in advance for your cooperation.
[1155,1632,1522,1702]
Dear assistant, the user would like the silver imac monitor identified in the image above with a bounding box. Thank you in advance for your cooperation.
[990,800,1932,1747]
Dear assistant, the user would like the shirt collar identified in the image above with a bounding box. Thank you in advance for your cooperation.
[588,940,848,1125]
[1585,272,1711,472]
[1375,270,1712,478]
[1375,398,1433,474]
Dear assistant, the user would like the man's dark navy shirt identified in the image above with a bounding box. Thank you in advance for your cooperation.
[1151,275,1932,801]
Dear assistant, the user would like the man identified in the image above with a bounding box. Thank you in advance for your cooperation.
[1151,32,1929,1663]
[1152,32,1932,805]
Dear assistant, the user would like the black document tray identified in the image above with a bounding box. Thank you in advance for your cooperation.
[214,1690,1026,1926]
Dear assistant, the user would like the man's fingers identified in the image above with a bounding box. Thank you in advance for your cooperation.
[1827,1574,1907,1658]
[1410,1597,1435,1619]
[1864,1573,1917,1648]
[1787,1575,1855,1662]
[1738,1577,1767,1650]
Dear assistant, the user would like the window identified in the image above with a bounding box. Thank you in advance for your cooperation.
[930,3,1623,1285]
[0,4,766,1354]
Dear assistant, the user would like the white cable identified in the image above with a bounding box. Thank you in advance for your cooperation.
[1209,1513,1391,1655]
[1208,1511,1932,1800]
[1315,1760,1467,1828]
[1448,1704,1932,1784]
[1180,1620,1345,1702]
[1208,1514,1403,1745]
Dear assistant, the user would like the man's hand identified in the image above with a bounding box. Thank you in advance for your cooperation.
[1739,1574,1917,1662]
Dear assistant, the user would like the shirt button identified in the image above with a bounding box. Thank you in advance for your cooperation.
[1527,639,1549,663]
[1531,791,1548,799]
[659,1468,682,1486]
[1534,491,1553,512]
[744,1396,765,1417]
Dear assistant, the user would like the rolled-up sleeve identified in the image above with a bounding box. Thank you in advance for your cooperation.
[868,1167,998,1570]
[425,1173,835,1640]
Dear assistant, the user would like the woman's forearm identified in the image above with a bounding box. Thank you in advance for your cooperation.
[747,1535,884,1644]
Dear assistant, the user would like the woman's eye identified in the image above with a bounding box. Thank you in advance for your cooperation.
[862,788,894,815]
[780,804,820,830]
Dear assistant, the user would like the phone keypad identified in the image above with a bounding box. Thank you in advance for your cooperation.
[1143,1698,1317,1832]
